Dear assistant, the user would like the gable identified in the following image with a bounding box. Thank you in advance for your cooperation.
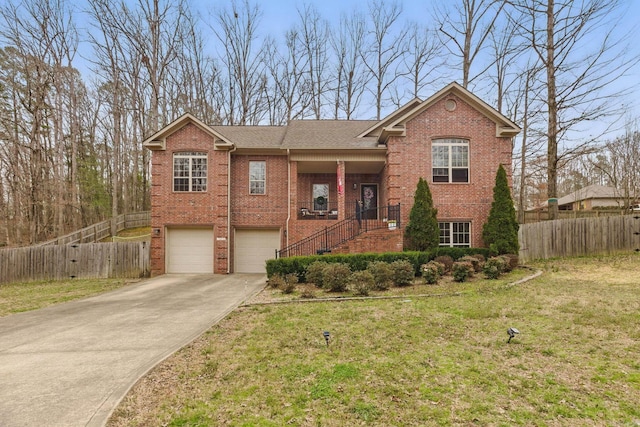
[361,82,520,143]
[142,113,233,151]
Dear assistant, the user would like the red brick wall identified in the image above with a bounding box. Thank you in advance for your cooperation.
[229,154,289,271]
[149,123,228,275]
[387,94,513,248]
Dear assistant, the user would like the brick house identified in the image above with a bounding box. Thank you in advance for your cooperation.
[143,82,519,275]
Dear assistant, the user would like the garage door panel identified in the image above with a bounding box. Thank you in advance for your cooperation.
[235,229,280,273]
[167,228,214,274]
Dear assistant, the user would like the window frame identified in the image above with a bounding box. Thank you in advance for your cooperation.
[312,183,329,212]
[432,138,469,183]
[438,221,471,247]
[173,151,208,192]
[249,160,266,195]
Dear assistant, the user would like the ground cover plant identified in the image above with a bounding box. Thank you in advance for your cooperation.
[109,253,640,426]
[0,278,137,316]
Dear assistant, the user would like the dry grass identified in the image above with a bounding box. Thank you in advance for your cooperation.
[0,278,138,317]
[108,253,640,426]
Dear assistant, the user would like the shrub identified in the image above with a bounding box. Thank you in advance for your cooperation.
[349,270,375,296]
[472,253,486,264]
[502,254,519,271]
[390,260,415,287]
[434,255,454,273]
[305,261,329,288]
[452,261,474,282]
[483,256,507,279]
[367,261,394,290]
[285,273,300,292]
[459,255,482,273]
[482,164,519,255]
[300,286,316,299]
[322,263,351,292]
[405,177,440,251]
[268,274,286,289]
[421,261,443,285]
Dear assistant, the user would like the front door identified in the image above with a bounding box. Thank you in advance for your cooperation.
[361,184,378,220]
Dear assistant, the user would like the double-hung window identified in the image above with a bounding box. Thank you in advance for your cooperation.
[173,152,207,192]
[432,138,469,183]
[249,161,266,195]
[439,222,471,247]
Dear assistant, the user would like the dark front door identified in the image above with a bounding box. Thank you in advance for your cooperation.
[361,184,378,219]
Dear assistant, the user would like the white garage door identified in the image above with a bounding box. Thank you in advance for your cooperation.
[166,228,214,274]
[235,229,280,273]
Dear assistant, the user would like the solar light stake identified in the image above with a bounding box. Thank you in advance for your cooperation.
[507,327,520,343]
[323,331,330,346]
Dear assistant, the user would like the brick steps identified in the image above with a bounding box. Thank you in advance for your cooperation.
[331,228,403,254]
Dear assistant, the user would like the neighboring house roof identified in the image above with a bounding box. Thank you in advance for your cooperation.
[557,185,623,206]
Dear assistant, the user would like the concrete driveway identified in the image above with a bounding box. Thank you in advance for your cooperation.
[0,274,266,427]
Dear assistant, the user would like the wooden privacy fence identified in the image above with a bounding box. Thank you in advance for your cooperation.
[37,211,150,246]
[518,215,640,262]
[0,242,150,284]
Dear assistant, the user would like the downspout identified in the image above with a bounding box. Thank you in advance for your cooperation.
[227,144,237,273]
[285,149,291,249]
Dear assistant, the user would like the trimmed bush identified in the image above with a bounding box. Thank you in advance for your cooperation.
[434,255,454,273]
[421,261,443,285]
[459,255,482,273]
[367,261,394,290]
[390,260,415,287]
[268,274,286,289]
[266,248,492,279]
[283,273,299,294]
[483,256,507,279]
[502,254,519,271]
[452,261,474,282]
[349,270,375,296]
[322,263,351,292]
[305,261,329,288]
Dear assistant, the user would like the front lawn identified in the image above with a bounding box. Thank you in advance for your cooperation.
[0,278,138,317]
[108,253,640,426]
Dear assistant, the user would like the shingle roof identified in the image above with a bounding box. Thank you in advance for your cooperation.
[210,126,286,149]
[210,120,381,150]
[558,185,620,205]
[282,120,379,149]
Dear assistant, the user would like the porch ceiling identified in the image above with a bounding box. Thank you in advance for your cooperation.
[297,160,385,174]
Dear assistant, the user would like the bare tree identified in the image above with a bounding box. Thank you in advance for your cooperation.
[435,0,506,88]
[401,22,444,100]
[512,0,639,219]
[212,0,267,125]
[329,10,369,119]
[296,4,330,120]
[362,0,408,119]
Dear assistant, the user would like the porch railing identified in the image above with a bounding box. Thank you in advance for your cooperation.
[277,204,401,258]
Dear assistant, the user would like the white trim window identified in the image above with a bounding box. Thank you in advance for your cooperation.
[249,161,266,195]
[173,152,207,192]
[313,183,329,211]
[432,138,469,183]
[439,221,471,247]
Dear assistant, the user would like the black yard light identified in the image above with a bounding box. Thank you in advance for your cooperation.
[323,331,330,346]
[507,327,520,343]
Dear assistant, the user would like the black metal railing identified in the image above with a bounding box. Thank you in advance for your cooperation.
[277,204,401,258]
